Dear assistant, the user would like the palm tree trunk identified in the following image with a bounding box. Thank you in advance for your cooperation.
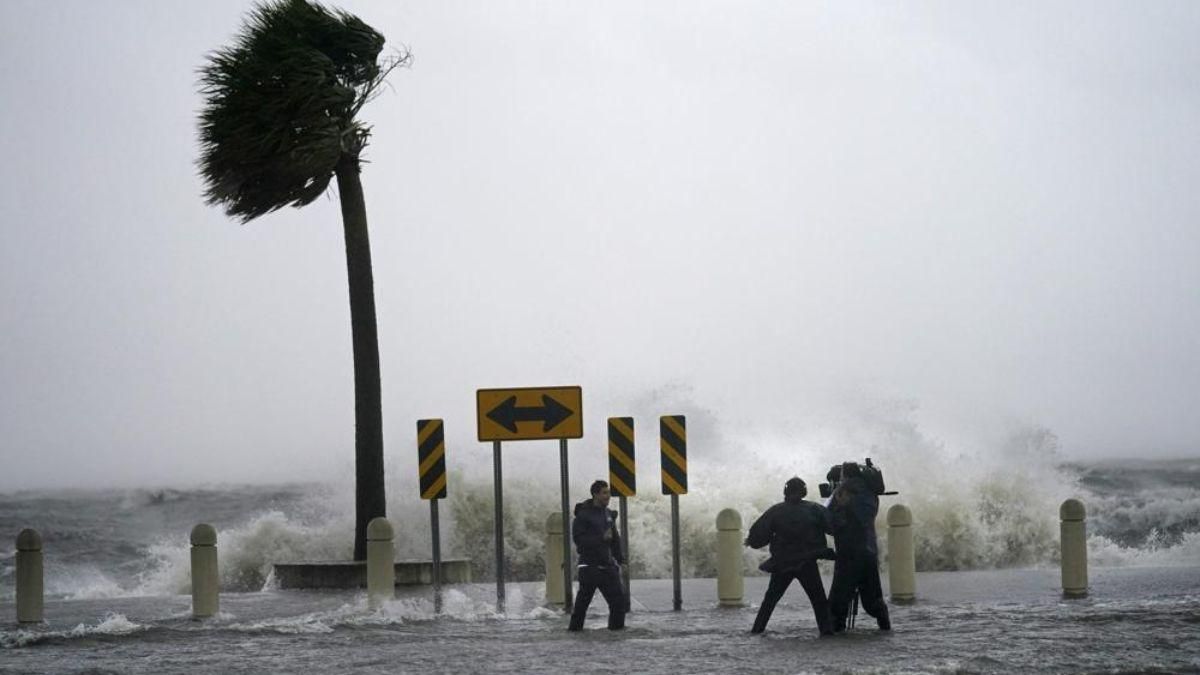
[336,153,386,561]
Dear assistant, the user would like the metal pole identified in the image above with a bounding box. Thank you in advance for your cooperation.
[559,438,574,612]
[431,499,442,614]
[493,440,505,614]
[619,495,631,612]
[671,493,682,611]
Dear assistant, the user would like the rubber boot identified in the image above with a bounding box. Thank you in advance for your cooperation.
[817,609,834,636]
[751,603,774,634]
[568,603,587,631]
[875,603,891,631]
[608,609,625,630]
[831,614,847,634]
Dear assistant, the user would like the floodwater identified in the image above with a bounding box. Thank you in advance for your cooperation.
[4,566,1198,674]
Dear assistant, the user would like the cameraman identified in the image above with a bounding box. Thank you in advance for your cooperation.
[827,462,891,632]
[744,477,835,636]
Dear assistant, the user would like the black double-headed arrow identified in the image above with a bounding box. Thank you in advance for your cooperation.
[486,394,574,433]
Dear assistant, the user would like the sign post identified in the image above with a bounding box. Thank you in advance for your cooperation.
[416,419,447,613]
[558,438,573,612]
[493,439,504,613]
[660,414,687,612]
[477,386,583,614]
[608,416,635,612]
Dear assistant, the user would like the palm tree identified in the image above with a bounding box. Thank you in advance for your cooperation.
[197,0,408,560]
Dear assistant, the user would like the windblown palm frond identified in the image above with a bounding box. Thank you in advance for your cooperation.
[197,0,405,222]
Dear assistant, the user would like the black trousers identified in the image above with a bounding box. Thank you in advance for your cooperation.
[568,565,626,630]
[751,560,832,634]
[828,553,886,624]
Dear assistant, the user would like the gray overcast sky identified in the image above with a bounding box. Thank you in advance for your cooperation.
[1,1,1198,490]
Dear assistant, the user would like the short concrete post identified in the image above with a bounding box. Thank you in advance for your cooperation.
[1060,499,1088,598]
[190,524,219,619]
[366,517,395,608]
[886,504,916,603]
[545,512,565,606]
[16,528,44,624]
[716,508,744,607]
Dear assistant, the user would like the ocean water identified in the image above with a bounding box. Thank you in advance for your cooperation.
[2,457,1199,673]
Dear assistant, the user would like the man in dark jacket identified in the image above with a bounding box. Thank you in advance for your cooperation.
[745,477,835,636]
[827,462,890,632]
[567,479,626,631]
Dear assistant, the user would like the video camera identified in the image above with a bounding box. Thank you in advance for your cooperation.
[818,457,896,499]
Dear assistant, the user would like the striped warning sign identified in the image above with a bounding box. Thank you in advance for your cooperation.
[417,419,447,500]
[608,417,636,497]
[660,415,687,495]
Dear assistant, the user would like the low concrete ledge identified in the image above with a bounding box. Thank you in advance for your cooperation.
[274,558,472,590]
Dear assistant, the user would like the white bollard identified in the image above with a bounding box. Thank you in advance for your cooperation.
[716,508,744,607]
[190,524,220,619]
[545,512,565,606]
[886,504,916,603]
[367,517,395,608]
[16,528,44,624]
[1060,499,1088,598]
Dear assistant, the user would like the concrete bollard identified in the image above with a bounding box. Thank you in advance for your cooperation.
[1060,499,1088,598]
[190,524,220,619]
[716,508,744,607]
[886,504,916,603]
[366,517,395,608]
[16,528,44,624]
[545,512,565,606]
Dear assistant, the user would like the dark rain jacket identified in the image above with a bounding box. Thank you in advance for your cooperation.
[572,500,624,568]
[828,476,880,557]
[745,498,832,572]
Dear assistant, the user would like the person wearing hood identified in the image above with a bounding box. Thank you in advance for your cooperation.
[567,479,626,631]
[745,477,835,636]
[827,462,891,632]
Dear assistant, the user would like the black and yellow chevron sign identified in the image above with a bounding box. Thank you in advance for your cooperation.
[608,417,636,497]
[660,415,687,495]
[417,418,447,500]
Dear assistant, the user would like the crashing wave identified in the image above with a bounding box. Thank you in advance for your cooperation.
[3,397,1196,602]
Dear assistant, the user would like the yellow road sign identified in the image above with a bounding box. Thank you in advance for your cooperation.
[476,386,583,441]
[608,417,636,497]
[660,415,687,495]
[417,419,447,500]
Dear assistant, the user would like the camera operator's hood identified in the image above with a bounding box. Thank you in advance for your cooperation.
[783,477,807,499]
